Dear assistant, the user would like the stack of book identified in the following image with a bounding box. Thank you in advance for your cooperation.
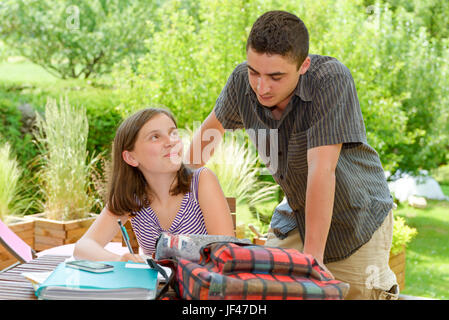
[22,261,164,300]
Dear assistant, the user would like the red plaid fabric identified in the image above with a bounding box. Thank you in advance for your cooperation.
[172,242,349,300]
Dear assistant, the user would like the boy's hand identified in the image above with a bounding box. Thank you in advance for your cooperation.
[316,258,334,280]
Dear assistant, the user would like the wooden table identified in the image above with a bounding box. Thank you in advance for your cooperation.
[0,254,69,300]
[0,253,177,300]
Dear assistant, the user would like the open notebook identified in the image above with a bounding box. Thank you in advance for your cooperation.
[24,261,167,300]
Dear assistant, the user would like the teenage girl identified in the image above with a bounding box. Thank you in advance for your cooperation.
[74,108,235,262]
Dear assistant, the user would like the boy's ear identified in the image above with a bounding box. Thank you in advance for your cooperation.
[299,56,311,75]
[122,150,139,167]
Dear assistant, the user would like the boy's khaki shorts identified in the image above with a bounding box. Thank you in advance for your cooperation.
[265,210,399,300]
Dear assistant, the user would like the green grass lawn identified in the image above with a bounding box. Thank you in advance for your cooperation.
[0,57,58,84]
[394,196,449,299]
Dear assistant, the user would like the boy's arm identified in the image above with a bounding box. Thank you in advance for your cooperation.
[303,143,342,272]
[186,110,225,168]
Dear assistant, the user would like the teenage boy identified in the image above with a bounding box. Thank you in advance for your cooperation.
[188,10,398,300]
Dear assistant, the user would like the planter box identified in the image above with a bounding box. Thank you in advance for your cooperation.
[389,248,406,291]
[28,213,97,252]
[0,217,34,270]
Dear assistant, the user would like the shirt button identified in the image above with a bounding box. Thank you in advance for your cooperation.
[280,174,284,180]
[278,151,282,156]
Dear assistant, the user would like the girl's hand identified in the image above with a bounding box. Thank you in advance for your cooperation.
[119,253,145,263]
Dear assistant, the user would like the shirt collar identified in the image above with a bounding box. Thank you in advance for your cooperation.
[296,55,314,102]
[296,72,312,102]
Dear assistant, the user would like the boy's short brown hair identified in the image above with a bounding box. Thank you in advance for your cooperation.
[246,11,309,69]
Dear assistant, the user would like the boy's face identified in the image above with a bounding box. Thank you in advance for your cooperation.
[246,46,310,110]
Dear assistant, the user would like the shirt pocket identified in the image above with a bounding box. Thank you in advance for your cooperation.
[287,131,308,173]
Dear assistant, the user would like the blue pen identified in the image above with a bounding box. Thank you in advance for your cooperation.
[118,219,135,255]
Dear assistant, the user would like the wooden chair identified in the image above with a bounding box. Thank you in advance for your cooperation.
[122,197,237,252]
[0,219,37,272]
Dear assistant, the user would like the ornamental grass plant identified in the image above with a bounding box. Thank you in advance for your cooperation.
[194,130,279,208]
[0,140,32,222]
[34,97,98,221]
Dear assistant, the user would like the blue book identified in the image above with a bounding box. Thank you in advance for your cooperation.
[36,261,159,300]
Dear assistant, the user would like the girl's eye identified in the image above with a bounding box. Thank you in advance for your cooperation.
[171,130,179,137]
[150,135,159,141]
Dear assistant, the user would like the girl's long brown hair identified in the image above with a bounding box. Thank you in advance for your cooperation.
[107,108,192,216]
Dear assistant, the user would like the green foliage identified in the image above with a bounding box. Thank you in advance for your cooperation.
[382,0,449,40]
[1,0,449,223]
[381,9,449,173]
[56,81,124,156]
[34,97,98,221]
[391,215,418,255]
[249,202,276,234]
[113,0,276,127]
[302,0,449,173]
[432,164,449,185]
[308,1,411,172]
[112,0,449,174]
[0,78,122,163]
[0,40,9,63]
[0,0,157,79]
[0,94,39,169]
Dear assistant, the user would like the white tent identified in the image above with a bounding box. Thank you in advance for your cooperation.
[388,171,449,202]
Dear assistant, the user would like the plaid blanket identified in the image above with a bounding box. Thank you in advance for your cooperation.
[172,242,349,300]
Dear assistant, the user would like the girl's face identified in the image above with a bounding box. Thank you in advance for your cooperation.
[123,113,183,174]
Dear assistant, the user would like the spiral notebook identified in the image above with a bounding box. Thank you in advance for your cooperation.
[34,261,159,300]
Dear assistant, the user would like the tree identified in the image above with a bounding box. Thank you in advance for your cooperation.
[0,0,157,79]
[110,0,449,173]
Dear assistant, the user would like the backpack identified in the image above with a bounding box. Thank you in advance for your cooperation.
[152,233,349,300]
